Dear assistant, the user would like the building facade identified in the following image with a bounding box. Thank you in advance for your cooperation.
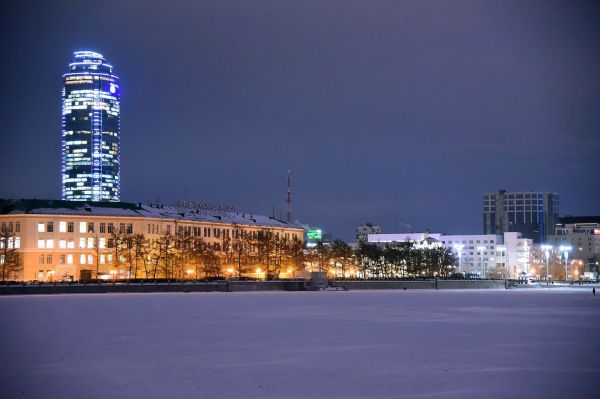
[368,231,533,278]
[547,216,600,269]
[356,223,382,243]
[62,51,120,202]
[483,190,559,243]
[0,200,303,281]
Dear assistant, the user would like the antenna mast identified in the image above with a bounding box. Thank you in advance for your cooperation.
[286,169,292,224]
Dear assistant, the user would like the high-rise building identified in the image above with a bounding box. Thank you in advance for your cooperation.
[61,50,120,201]
[483,190,559,243]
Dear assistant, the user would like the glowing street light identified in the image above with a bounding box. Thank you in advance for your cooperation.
[541,244,552,281]
[186,269,194,280]
[453,244,464,273]
[559,245,572,281]
[477,246,486,278]
[109,269,117,281]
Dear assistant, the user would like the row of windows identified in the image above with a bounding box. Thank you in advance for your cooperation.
[443,239,495,244]
[38,253,115,265]
[149,223,300,241]
[37,237,109,249]
[484,206,544,211]
[1,222,21,233]
[0,237,20,249]
[38,221,133,234]
[485,193,549,199]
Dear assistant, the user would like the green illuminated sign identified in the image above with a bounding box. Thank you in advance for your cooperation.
[307,229,322,240]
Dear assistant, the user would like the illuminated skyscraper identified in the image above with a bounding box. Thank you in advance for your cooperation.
[62,50,120,201]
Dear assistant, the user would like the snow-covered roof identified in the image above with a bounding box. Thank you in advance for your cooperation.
[0,199,301,230]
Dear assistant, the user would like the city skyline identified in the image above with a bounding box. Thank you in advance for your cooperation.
[1,1,599,240]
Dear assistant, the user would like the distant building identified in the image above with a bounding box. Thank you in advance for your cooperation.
[368,231,532,278]
[483,190,559,243]
[62,51,120,201]
[547,216,600,265]
[356,223,381,243]
[0,199,303,281]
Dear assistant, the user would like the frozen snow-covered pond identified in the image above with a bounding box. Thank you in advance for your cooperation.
[1,288,599,398]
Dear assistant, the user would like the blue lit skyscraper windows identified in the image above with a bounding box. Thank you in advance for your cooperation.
[62,50,120,201]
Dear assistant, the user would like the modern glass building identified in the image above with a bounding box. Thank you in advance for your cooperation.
[483,190,559,243]
[62,50,120,201]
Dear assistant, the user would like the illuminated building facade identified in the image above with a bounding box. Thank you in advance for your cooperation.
[62,51,120,201]
[0,199,303,281]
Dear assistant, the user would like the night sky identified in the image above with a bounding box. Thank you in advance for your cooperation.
[1,1,599,240]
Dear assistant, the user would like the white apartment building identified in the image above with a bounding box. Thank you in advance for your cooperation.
[368,231,533,278]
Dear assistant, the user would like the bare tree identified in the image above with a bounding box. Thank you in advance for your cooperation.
[0,224,21,282]
[132,233,150,279]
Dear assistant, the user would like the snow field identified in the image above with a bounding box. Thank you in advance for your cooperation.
[1,288,599,399]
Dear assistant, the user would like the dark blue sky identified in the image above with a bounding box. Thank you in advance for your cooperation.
[1,0,599,240]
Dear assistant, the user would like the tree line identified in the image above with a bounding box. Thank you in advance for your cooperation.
[99,226,304,280]
[305,240,457,279]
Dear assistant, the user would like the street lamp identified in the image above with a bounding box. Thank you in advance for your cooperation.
[453,244,464,274]
[496,246,506,278]
[186,269,194,280]
[559,245,572,281]
[477,246,486,278]
[541,245,552,281]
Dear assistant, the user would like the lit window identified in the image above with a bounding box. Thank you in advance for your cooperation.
[80,254,86,264]
[14,237,20,249]
[67,240,74,249]
[46,239,54,248]
[59,221,67,233]
[38,240,45,249]
[38,222,45,233]
[79,222,87,233]
[79,238,86,249]
[100,255,106,264]
[59,239,67,249]
[99,238,106,248]
[67,254,73,265]
[87,238,94,248]
[88,255,93,264]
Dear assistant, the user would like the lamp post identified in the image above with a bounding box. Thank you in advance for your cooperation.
[496,246,506,278]
[453,244,464,274]
[559,245,572,281]
[477,246,486,278]
[541,245,552,282]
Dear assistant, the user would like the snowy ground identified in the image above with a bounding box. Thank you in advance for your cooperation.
[1,288,599,399]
